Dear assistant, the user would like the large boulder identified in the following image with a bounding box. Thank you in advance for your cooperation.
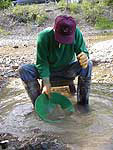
[90,39,113,63]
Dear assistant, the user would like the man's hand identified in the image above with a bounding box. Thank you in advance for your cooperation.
[42,78,51,98]
[42,84,51,96]
[77,52,88,68]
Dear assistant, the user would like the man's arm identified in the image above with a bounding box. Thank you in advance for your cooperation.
[35,32,51,95]
[36,33,50,78]
[74,27,89,68]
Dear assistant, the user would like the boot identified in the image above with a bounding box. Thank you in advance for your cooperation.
[69,80,76,95]
[23,80,41,106]
[76,76,91,112]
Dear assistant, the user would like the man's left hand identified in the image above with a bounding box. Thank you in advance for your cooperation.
[77,52,88,68]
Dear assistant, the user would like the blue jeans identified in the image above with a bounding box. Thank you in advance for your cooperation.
[19,60,92,105]
[19,60,92,82]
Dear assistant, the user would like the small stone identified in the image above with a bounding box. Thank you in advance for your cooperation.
[13,45,19,48]
[41,142,48,149]
[0,140,9,149]
[12,65,19,70]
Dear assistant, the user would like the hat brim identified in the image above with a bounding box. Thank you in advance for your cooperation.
[55,31,74,44]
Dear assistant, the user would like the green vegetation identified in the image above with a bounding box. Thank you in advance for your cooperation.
[95,17,113,29]
[68,2,80,14]
[81,1,104,25]
[58,0,80,14]
[81,0,113,29]
[11,5,48,25]
[0,27,5,33]
[103,0,113,6]
[58,0,113,29]
[57,0,67,10]
[0,0,113,29]
[0,26,10,35]
[0,0,11,9]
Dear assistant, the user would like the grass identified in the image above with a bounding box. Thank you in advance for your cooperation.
[80,0,113,30]
[57,0,113,30]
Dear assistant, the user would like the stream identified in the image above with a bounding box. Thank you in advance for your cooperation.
[0,31,113,149]
[0,78,113,150]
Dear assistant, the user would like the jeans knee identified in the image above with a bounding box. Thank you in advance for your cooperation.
[88,60,93,69]
[19,64,39,81]
[18,64,28,75]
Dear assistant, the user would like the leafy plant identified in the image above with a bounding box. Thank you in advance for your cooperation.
[68,2,80,14]
[104,0,113,6]
[81,1,104,25]
[57,0,67,10]
[11,5,48,25]
[0,26,10,35]
[95,17,113,29]
[58,0,80,13]
[0,0,11,9]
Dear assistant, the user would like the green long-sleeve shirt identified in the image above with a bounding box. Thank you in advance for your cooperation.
[35,27,89,79]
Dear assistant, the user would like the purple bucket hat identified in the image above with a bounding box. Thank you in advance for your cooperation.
[54,15,76,44]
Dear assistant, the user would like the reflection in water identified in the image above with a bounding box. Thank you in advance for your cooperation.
[0,78,113,149]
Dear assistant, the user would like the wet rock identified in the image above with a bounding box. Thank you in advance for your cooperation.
[0,140,9,149]
[13,45,19,49]
[40,141,49,149]
[0,132,66,150]
[0,76,7,91]
[24,44,27,47]
[12,64,19,70]
[91,59,101,66]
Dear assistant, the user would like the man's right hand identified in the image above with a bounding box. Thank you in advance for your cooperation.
[42,84,51,97]
[77,52,88,68]
[42,78,51,98]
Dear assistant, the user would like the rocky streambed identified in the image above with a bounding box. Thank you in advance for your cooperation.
[0,20,113,149]
[0,32,113,85]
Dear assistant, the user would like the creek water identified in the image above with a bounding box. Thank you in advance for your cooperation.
[0,78,113,150]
